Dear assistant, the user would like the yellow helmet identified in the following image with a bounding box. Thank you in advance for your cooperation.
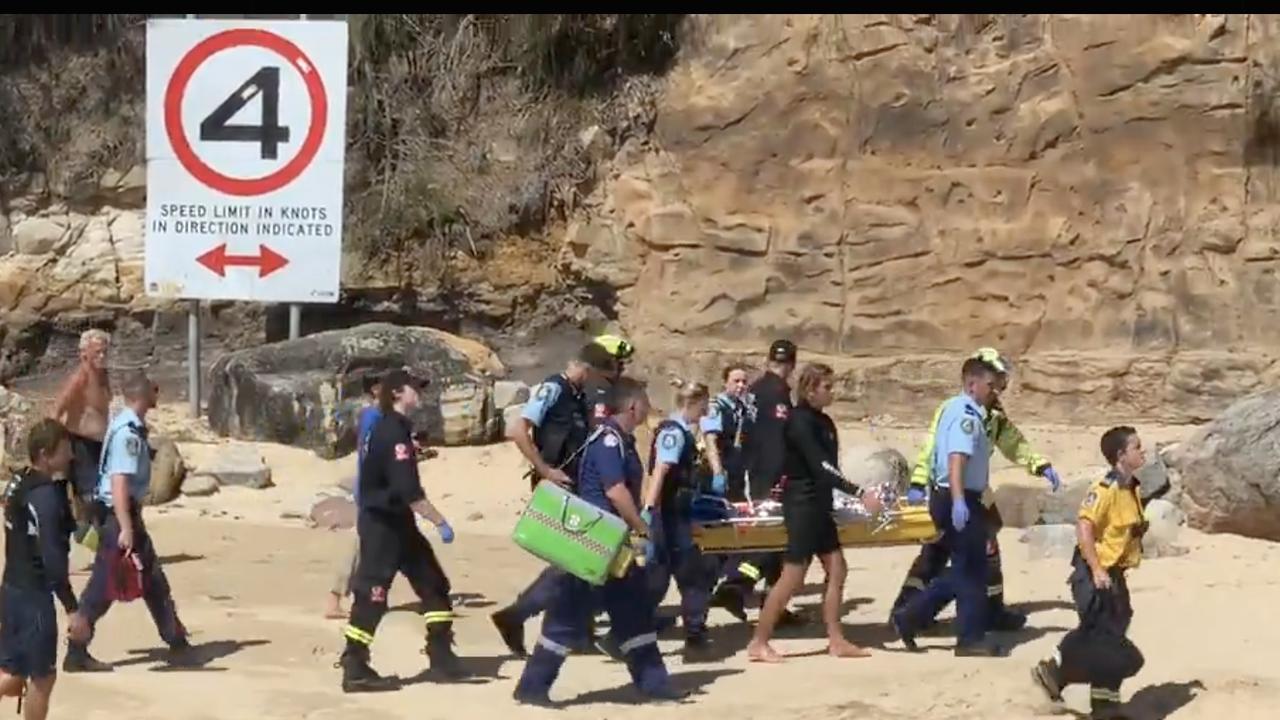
[971,346,1013,375]
[593,334,635,360]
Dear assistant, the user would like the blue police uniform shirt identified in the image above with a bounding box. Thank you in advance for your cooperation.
[354,405,382,506]
[699,407,723,436]
[96,407,151,508]
[931,393,991,492]
[577,419,643,513]
[521,379,563,427]
[653,411,721,467]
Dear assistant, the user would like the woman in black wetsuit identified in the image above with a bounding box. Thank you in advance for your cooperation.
[746,363,883,663]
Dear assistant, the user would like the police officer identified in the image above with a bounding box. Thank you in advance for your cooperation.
[710,364,750,501]
[491,348,593,656]
[642,380,722,657]
[65,372,190,673]
[713,340,803,625]
[889,347,1061,632]
[705,364,752,623]
[339,369,465,692]
[514,377,683,707]
[1032,426,1147,720]
[891,358,1005,657]
[0,419,90,719]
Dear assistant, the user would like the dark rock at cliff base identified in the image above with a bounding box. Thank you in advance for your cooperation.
[206,323,506,458]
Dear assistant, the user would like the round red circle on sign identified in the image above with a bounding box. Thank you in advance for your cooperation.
[164,28,327,197]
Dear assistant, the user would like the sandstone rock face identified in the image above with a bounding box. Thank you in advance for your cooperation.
[569,14,1280,424]
[206,323,506,457]
[1167,388,1280,541]
[0,201,154,319]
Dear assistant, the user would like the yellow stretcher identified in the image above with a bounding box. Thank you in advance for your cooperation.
[692,503,940,554]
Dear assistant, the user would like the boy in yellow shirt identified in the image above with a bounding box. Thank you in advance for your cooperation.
[1032,426,1148,719]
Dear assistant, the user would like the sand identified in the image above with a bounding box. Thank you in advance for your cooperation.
[19,408,1280,719]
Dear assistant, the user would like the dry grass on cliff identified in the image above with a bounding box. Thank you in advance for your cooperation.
[0,14,683,286]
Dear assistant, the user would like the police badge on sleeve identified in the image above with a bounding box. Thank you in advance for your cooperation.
[124,435,141,457]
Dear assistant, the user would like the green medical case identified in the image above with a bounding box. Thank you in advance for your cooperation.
[512,480,632,585]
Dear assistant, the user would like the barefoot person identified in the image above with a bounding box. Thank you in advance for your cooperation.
[48,329,112,546]
[325,371,384,620]
[0,419,91,719]
[747,363,882,663]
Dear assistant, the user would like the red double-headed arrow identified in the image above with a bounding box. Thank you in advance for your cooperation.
[195,243,289,278]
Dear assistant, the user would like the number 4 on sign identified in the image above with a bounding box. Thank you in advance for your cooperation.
[199,66,290,160]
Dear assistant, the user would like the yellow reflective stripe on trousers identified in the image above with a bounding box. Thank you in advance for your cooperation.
[423,611,455,625]
[904,577,926,591]
[986,584,1003,597]
[1089,687,1121,702]
[738,563,761,582]
[344,625,375,645]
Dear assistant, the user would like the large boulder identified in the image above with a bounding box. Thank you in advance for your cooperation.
[840,444,909,493]
[1167,388,1280,541]
[145,437,187,505]
[206,323,507,458]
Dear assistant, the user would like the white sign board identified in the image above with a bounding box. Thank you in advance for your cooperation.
[145,18,348,303]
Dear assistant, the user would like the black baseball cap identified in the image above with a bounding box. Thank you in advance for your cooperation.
[768,339,797,363]
[380,368,430,392]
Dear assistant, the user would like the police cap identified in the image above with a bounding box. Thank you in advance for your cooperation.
[768,339,797,364]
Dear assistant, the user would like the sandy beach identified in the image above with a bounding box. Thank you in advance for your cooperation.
[14,410,1279,720]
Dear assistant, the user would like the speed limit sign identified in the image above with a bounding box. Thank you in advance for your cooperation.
[144,18,348,303]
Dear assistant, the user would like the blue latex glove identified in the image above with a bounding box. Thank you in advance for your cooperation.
[906,486,927,504]
[951,500,970,532]
[640,506,653,528]
[1042,466,1062,492]
[436,521,455,544]
[711,473,727,496]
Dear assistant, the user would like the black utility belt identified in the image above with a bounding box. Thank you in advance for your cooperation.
[929,485,985,498]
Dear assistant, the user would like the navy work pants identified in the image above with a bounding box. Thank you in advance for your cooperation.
[516,565,671,699]
[75,507,187,650]
[898,489,989,646]
[647,509,715,638]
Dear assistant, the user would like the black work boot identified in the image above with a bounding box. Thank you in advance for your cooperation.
[682,632,714,663]
[955,640,1006,658]
[490,608,527,658]
[166,637,201,668]
[709,584,748,623]
[338,646,398,693]
[1031,658,1064,702]
[62,643,113,673]
[425,626,470,681]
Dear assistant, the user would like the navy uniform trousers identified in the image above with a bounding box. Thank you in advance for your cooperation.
[891,502,1008,622]
[76,507,186,647]
[896,489,988,646]
[516,564,670,697]
[646,508,715,638]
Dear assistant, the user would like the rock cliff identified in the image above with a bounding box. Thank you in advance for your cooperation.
[7,14,1280,424]
[569,14,1280,423]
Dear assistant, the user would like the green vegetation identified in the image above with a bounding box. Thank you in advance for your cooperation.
[0,13,683,279]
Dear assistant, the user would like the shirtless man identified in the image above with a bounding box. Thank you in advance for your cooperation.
[48,329,112,542]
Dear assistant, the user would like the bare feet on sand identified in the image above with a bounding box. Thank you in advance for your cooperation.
[323,593,347,620]
[828,640,871,658]
[746,641,784,663]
